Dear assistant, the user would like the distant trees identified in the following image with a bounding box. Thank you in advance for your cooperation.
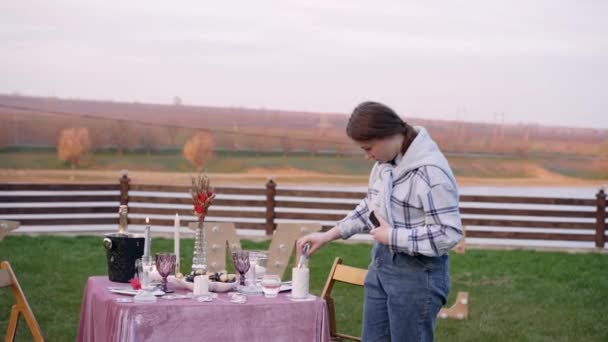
[166,126,180,147]
[0,117,11,148]
[334,140,354,158]
[138,126,163,157]
[600,140,608,157]
[307,137,324,156]
[279,136,295,157]
[183,132,215,171]
[57,128,91,168]
[109,121,136,155]
[253,130,277,156]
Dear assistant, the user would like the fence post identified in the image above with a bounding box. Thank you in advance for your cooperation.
[265,178,277,236]
[595,189,606,248]
[119,170,130,207]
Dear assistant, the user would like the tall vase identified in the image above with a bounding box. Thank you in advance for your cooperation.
[191,219,207,273]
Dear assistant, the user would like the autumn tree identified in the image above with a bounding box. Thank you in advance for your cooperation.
[57,127,91,168]
[183,131,215,171]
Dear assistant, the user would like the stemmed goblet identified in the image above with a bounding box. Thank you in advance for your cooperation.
[134,257,157,303]
[156,252,176,293]
[231,249,250,286]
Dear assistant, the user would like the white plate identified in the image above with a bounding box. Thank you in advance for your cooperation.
[279,281,292,293]
[107,287,165,296]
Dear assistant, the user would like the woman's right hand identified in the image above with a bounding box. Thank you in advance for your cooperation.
[296,232,330,257]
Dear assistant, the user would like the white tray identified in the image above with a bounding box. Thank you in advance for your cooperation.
[107,286,165,296]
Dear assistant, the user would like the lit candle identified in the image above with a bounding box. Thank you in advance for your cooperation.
[174,213,180,275]
[143,217,151,259]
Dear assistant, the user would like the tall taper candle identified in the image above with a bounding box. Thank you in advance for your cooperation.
[174,213,181,275]
[143,217,151,259]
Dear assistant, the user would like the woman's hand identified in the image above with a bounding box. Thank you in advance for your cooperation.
[296,225,342,257]
[369,214,391,245]
[296,232,330,257]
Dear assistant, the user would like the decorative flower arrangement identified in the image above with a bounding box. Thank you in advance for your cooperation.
[190,173,215,220]
[189,173,216,273]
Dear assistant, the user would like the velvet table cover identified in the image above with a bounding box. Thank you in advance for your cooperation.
[77,276,330,342]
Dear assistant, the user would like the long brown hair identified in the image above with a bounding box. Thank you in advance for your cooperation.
[346,101,408,141]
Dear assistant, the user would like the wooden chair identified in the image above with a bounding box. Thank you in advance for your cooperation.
[321,257,367,341]
[0,220,19,241]
[266,222,322,279]
[439,225,469,320]
[437,291,469,320]
[1,261,45,342]
[453,225,467,254]
[188,222,241,273]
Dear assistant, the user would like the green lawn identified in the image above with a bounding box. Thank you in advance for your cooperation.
[4,148,606,179]
[0,149,373,175]
[1,236,607,341]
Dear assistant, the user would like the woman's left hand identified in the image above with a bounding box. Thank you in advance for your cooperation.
[369,214,391,245]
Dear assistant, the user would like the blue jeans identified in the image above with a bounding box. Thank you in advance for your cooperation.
[362,243,450,342]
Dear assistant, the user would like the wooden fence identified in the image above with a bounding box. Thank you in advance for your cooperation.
[0,174,606,248]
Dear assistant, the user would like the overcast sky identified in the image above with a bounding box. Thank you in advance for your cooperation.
[1,0,607,128]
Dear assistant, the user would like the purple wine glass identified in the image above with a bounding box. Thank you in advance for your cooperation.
[231,249,250,286]
[155,252,176,292]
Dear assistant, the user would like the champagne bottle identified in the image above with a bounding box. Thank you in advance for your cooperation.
[118,205,128,235]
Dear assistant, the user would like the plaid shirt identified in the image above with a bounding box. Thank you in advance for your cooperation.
[338,127,463,257]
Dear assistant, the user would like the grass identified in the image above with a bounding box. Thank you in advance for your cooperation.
[0,149,373,175]
[543,159,608,180]
[3,148,607,180]
[1,236,607,341]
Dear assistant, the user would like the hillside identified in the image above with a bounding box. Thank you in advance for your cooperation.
[1,94,607,159]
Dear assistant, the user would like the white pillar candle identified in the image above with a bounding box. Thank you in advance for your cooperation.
[143,217,151,259]
[291,267,309,299]
[193,275,209,296]
[174,213,180,275]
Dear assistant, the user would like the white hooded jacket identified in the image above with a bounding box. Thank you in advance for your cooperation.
[338,126,463,256]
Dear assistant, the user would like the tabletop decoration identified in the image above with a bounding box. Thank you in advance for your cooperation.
[231,249,251,288]
[143,217,151,260]
[173,270,237,292]
[190,173,216,274]
[103,205,145,283]
[174,213,181,276]
[292,242,311,299]
[156,252,176,293]
[129,277,141,290]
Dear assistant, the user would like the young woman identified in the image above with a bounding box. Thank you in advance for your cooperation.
[297,101,463,342]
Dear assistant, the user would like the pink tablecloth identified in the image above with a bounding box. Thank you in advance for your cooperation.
[77,276,330,342]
